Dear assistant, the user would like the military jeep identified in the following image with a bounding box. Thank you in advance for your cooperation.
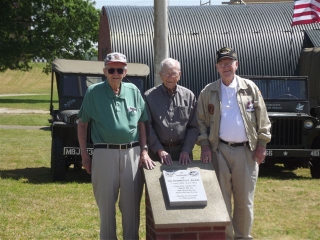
[49,59,149,181]
[245,76,320,178]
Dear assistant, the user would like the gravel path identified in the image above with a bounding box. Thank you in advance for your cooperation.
[0,107,49,114]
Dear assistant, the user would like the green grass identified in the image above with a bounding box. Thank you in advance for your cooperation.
[0,63,51,94]
[1,66,320,239]
[254,175,320,239]
[0,94,55,110]
[0,114,51,126]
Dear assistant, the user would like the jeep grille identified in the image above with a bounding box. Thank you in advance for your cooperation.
[270,118,303,147]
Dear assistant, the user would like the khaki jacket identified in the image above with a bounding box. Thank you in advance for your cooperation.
[196,76,271,152]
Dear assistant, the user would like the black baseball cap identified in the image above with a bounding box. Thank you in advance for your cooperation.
[216,47,237,62]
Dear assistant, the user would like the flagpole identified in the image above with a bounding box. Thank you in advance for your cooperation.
[288,26,295,75]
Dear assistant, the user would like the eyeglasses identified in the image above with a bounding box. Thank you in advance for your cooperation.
[161,71,180,77]
[217,62,235,68]
[107,68,125,74]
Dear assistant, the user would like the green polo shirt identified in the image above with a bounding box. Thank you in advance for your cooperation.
[78,81,148,144]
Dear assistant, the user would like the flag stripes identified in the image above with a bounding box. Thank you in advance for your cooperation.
[292,0,320,25]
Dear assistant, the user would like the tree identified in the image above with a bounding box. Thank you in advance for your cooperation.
[0,0,100,73]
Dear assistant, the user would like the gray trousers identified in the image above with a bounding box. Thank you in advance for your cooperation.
[91,146,143,240]
[214,142,259,240]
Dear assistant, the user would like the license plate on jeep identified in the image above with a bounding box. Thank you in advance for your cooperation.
[63,147,93,156]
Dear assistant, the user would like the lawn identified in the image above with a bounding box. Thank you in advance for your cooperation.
[0,63,51,95]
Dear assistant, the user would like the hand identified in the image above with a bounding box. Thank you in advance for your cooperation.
[179,151,191,165]
[81,153,92,174]
[158,149,173,165]
[254,146,266,165]
[200,145,212,164]
[139,152,156,170]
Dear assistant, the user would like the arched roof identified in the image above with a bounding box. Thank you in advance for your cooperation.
[98,3,320,96]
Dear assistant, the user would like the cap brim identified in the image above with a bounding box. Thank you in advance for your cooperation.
[106,61,127,65]
[217,56,237,62]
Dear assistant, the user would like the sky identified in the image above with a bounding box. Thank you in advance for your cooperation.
[94,0,222,9]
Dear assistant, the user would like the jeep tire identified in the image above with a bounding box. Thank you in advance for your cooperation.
[310,160,320,179]
[51,137,66,181]
[310,137,320,179]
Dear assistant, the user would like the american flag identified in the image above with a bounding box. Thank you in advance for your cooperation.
[292,0,320,26]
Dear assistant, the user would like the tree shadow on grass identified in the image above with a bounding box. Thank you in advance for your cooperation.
[40,126,51,131]
[0,162,309,184]
[259,164,310,180]
[193,159,310,180]
[0,167,91,184]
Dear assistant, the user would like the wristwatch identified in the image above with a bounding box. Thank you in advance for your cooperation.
[142,145,148,151]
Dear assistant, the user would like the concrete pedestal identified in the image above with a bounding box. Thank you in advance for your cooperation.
[143,161,230,240]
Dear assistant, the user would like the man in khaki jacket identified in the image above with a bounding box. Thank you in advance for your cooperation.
[196,47,271,239]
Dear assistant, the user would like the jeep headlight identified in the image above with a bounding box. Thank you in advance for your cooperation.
[74,117,79,125]
[304,120,313,129]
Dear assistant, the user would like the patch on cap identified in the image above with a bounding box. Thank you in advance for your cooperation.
[104,52,127,65]
[216,47,237,62]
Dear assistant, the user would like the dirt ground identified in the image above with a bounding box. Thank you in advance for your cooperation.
[0,107,49,114]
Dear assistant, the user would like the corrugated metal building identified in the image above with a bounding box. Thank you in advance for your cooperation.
[98,3,320,97]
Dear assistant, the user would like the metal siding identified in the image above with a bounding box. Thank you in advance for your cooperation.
[305,29,320,47]
[101,4,320,96]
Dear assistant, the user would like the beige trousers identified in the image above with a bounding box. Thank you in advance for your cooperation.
[91,146,143,240]
[215,142,259,240]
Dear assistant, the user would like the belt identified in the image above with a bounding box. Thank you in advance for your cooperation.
[220,139,248,147]
[161,141,182,147]
[94,142,139,150]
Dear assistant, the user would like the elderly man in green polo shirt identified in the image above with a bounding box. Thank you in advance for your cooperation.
[77,52,156,240]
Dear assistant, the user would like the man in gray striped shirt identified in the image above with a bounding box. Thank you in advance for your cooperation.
[144,58,199,165]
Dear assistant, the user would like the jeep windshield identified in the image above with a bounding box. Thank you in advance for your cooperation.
[244,76,309,114]
[248,77,307,100]
[62,75,104,97]
[61,75,145,97]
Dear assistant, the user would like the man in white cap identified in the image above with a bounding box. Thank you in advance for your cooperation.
[77,52,156,240]
[196,47,271,239]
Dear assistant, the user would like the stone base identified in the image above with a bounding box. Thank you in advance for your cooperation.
[146,189,226,240]
[143,161,230,240]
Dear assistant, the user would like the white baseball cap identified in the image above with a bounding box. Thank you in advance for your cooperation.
[104,52,127,65]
